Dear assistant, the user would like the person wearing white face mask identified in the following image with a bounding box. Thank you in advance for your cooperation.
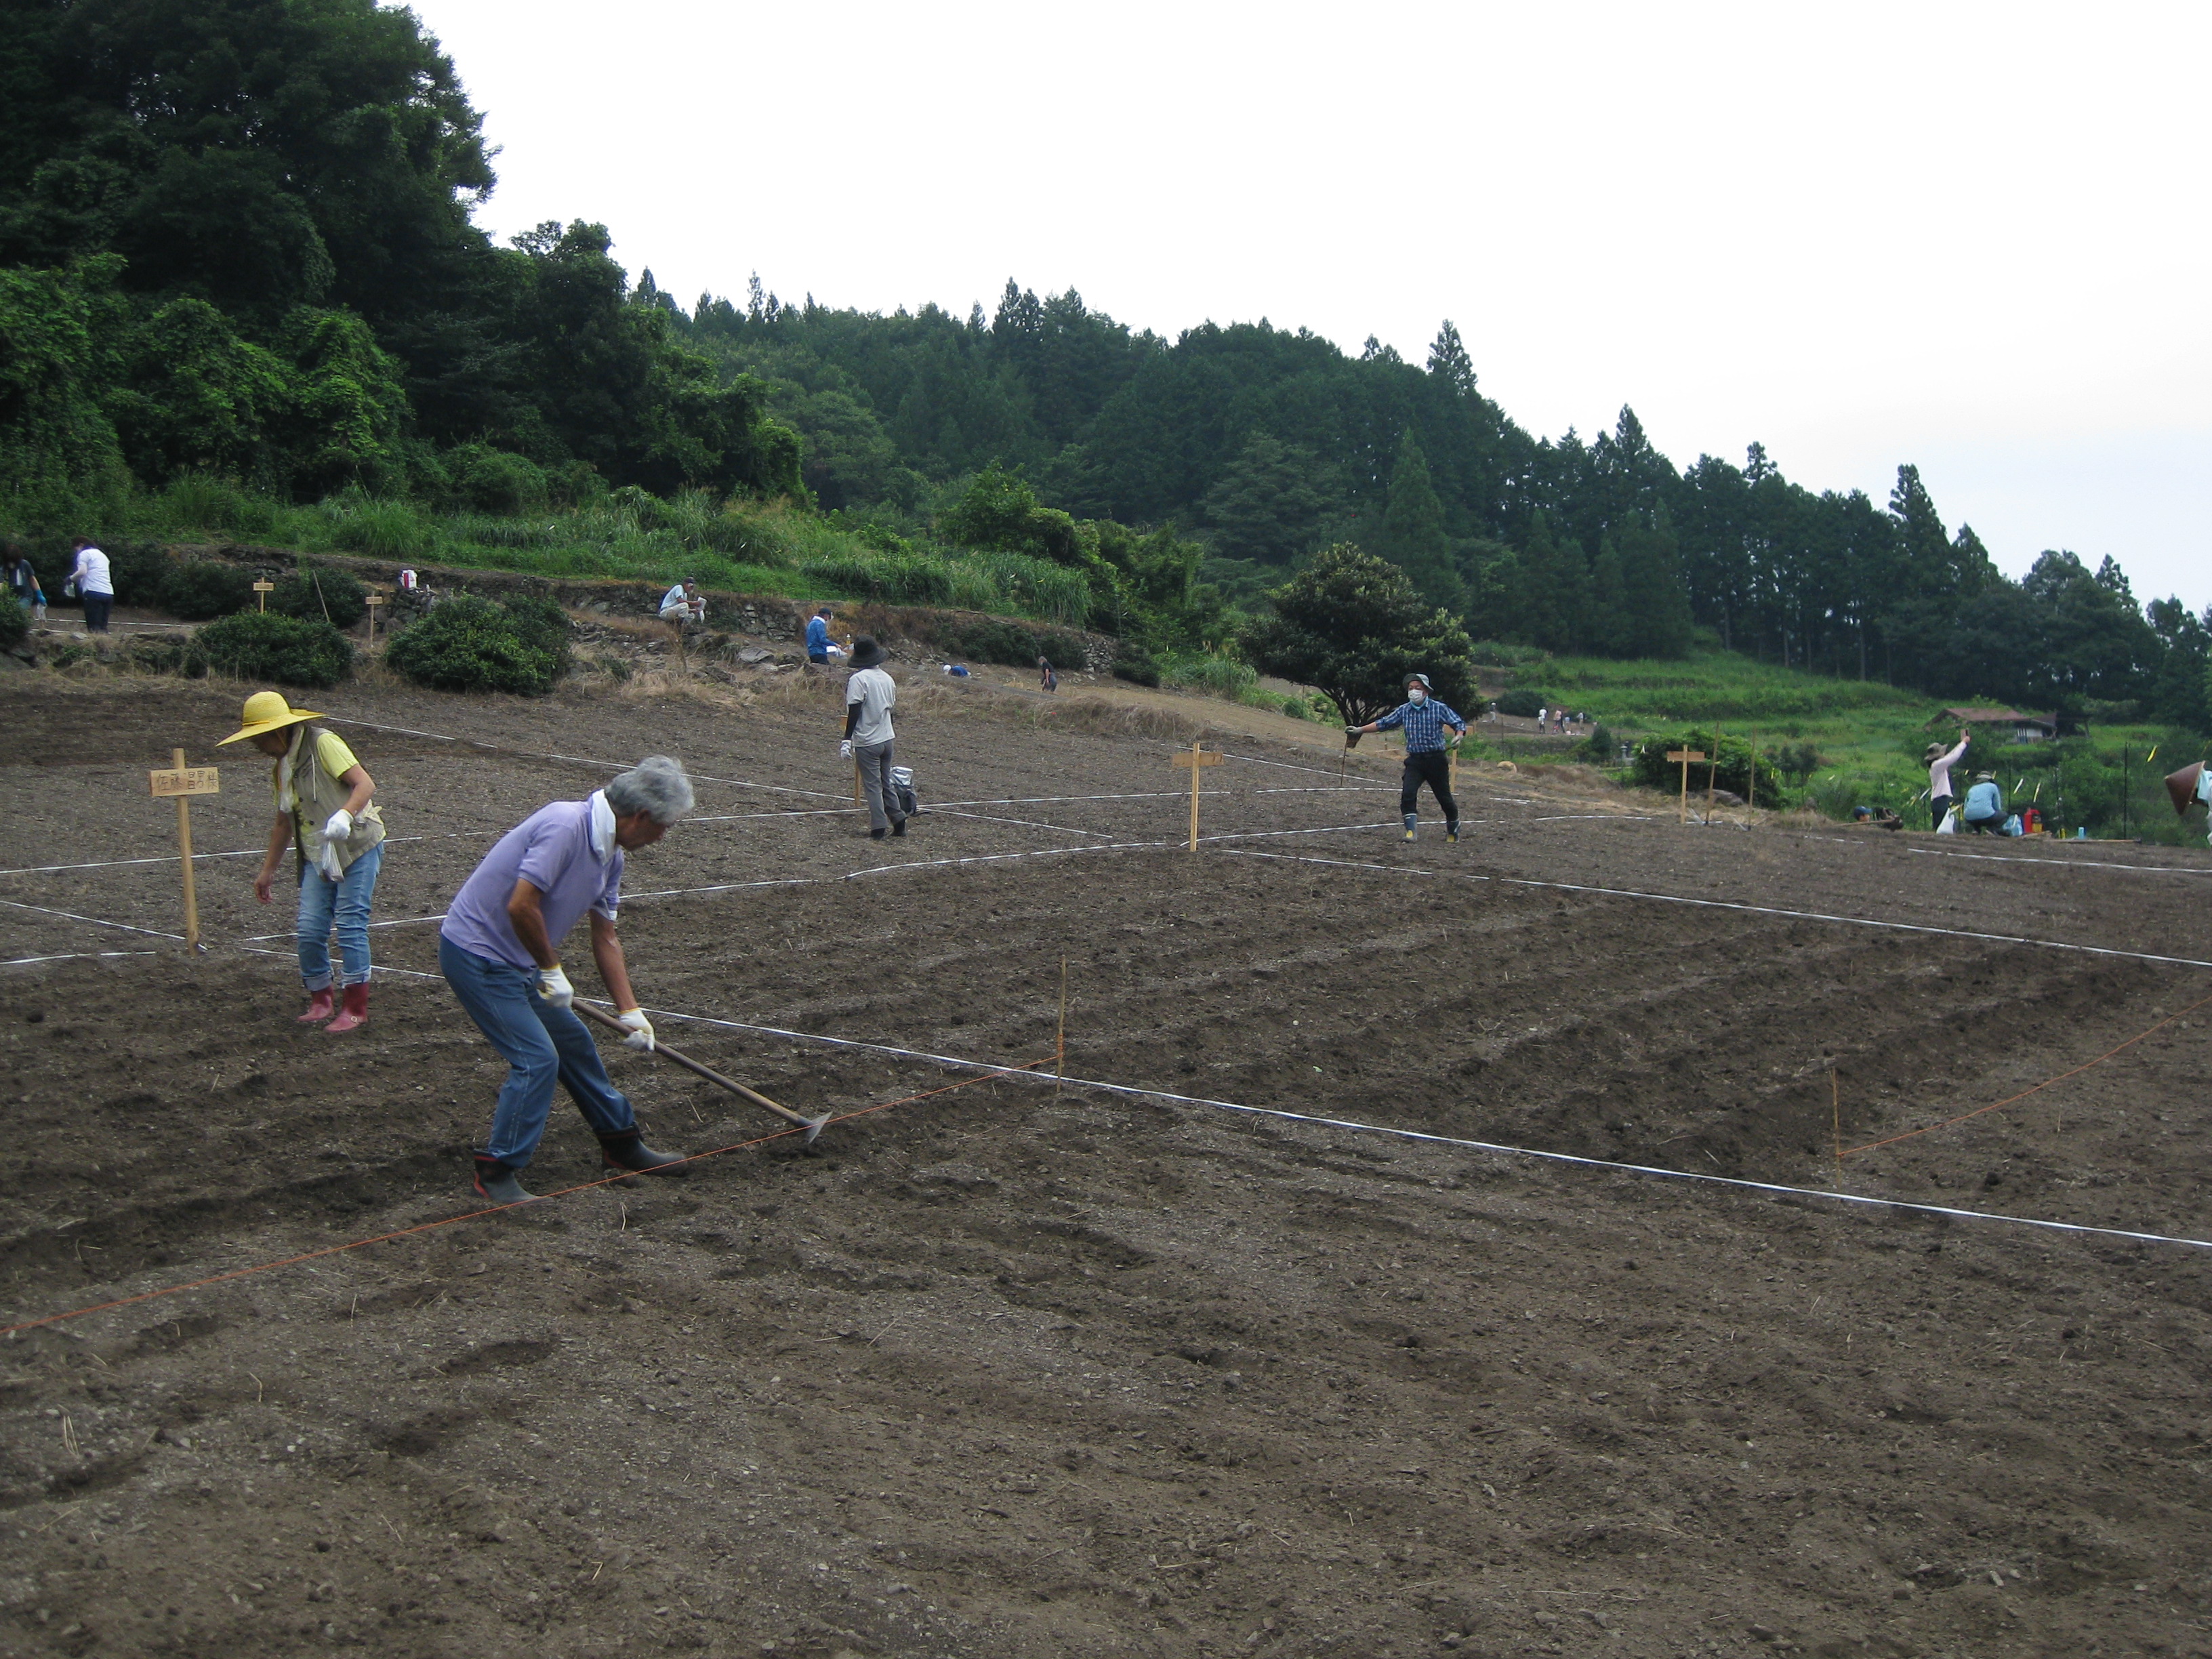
[1347,673,1470,842]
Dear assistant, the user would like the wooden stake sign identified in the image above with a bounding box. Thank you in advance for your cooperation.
[148,747,218,949]
[252,579,274,612]
[364,590,387,649]
[1666,748,1707,823]
[1171,740,1225,851]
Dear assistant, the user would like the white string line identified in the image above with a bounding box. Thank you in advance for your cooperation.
[584,1000,2212,1256]
[1216,848,2212,972]
[206,944,2212,1252]
[923,808,1118,840]
[1,950,161,968]
[0,785,1418,881]
[1906,846,2212,877]
[0,898,186,941]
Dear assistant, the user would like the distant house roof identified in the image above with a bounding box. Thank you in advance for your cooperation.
[1925,706,2060,732]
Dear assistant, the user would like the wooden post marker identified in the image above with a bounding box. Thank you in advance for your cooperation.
[1666,748,1706,823]
[364,590,387,649]
[149,747,218,950]
[252,579,274,613]
[1171,740,1224,851]
[1706,734,1721,814]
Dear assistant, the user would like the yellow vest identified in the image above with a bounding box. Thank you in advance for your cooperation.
[278,724,386,872]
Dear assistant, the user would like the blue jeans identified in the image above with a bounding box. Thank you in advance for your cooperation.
[438,937,637,1168]
[298,841,382,990]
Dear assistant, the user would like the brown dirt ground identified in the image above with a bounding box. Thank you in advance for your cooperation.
[3,669,2212,1659]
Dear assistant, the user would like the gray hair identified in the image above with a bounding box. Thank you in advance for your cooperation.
[605,755,695,824]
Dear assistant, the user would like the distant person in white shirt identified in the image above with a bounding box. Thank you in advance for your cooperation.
[68,537,112,634]
[659,577,707,626]
[838,638,907,840]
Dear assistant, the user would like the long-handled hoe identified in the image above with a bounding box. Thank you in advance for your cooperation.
[574,1002,831,1145]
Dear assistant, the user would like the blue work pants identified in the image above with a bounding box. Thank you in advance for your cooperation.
[297,842,382,990]
[438,937,637,1168]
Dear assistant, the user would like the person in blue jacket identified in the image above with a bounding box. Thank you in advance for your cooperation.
[1961,771,2006,833]
[1347,673,1469,842]
[804,607,844,664]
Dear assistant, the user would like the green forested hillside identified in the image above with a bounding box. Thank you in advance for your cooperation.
[2,0,2207,745]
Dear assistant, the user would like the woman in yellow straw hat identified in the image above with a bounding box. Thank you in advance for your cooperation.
[216,691,387,1031]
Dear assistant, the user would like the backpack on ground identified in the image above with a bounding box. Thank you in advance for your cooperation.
[890,766,919,817]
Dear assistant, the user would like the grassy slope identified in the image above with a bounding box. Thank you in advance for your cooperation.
[1513,651,2209,842]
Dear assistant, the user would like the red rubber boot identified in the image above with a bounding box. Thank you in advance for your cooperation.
[298,987,336,1024]
[324,983,369,1033]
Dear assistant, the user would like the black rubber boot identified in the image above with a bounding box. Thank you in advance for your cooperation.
[891,817,907,837]
[598,1130,690,1177]
[472,1154,537,1204]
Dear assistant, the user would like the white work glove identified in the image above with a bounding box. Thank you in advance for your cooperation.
[616,1008,655,1052]
[322,808,353,844]
[536,964,574,1008]
[838,739,853,759]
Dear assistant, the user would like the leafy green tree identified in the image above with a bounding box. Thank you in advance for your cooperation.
[0,258,130,515]
[1614,510,1695,657]
[1376,430,1462,613]
[1246,544,1481,726]
[1201,434,1331,565]
[936,464,1081,563]
[1,0,495,333]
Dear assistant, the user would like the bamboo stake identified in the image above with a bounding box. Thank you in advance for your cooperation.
[1831,1066,1842,1177]
[171,747,199,951]
[1056,954,1068,1094]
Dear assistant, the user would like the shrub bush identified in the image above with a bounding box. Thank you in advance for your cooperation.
[161,559,257,621]
[1112,644,1161,686]
[448,445,548,514]
[123,634,210,677]
[1494,688,1549,718]
[385,594,562,695]
[497,593,573,681]
[269,562,367,630]
[196,612,353,687]
[0,590,24,651]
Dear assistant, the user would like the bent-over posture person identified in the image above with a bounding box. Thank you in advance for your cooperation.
[218,691,386,1032]
[439,756,695,1202]
[1348,673,1469,843]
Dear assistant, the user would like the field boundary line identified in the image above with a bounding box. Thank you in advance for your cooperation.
[1215,848,2212,972]
[1905,847,2212,877]
[1840,989,2212,1156]
[0,898,186,941]
[2,950,161,968]
[606,1002,2212,1256]
[0,1052,1059,1337]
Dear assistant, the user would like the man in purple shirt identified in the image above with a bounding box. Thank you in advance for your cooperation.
[439,756,695,1202]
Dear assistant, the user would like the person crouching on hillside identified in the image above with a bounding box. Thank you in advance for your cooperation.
[218,692,386,1033]
[840,636,907,840]
[1347,673,1470,843]
[439,756,695,1203]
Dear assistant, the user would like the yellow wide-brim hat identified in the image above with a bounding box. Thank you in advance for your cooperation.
[217,690,325,746]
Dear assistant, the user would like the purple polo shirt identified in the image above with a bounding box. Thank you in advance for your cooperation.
[439,798,623,969]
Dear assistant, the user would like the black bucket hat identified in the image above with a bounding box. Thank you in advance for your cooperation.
[848,636,887,670]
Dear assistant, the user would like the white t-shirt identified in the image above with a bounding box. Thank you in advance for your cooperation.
[659,583,701,618]
[71,547,112,596]
[845,666,897,747]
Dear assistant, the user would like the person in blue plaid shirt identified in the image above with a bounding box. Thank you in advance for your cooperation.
[1349,673,1469,842]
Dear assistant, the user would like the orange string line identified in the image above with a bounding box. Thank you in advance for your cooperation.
[1840,989,2212,1158]
[1,1055,1057,1338]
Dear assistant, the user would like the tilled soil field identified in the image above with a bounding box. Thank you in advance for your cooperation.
[3,672,2212,1659]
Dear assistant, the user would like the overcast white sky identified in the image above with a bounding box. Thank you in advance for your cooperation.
[408,0,2209,610]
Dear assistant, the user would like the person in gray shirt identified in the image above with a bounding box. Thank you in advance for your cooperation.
[839,637,907,839]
